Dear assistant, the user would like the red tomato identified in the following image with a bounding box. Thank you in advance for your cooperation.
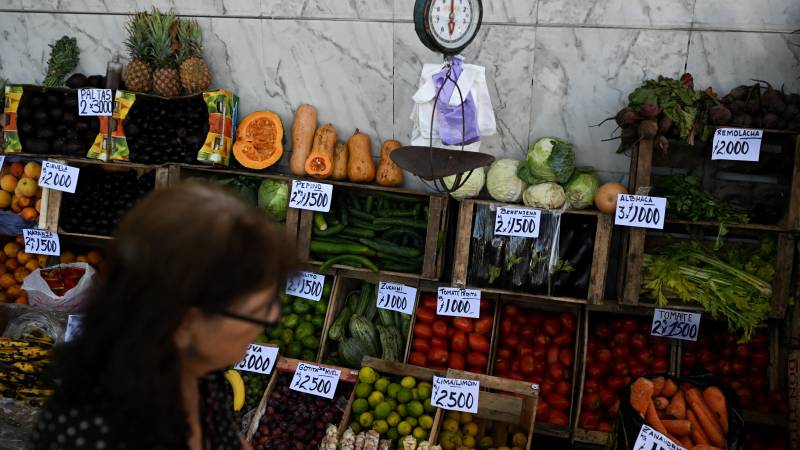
[479,298,492,311]
[500,318,514,336]
[533,360,547,376]
[415,306,435,324]
[579,411,599,429]
[547,362,565,381]
[608,398,621,417]
[751,333,768,347]
[536,400,550,422]
[751,375,768,392]
[502,334,520,348]
[421,294,437,309]
[547,346,560,365]
[431,336,448,349]
[611,319,624,330]
[529,375,544,386]
[447,352,466,370]
[621,318,639,332]
[722,332,738,345]
[520,354,536,375]
[503,303,519,317]
[519,326,535,341]
[735,344,751,359]
[450,331,469,353]
[594,322,611,339]
[428,347,448,365]
[514,314,528,325]
[408,352,427,367]
[630,333,647,350]
[553,333,573,347]
[651,358,669,373]
[529,311,544,327]
[732,360,748,376]
[532,345,547,359]
[652,341,669,357]
[453,317,473,333]
[630,364,647,378]
[432,319,449,338]
[752,349,769,367]
[541,380,556,396]
[533,334,550,346]
[413,323,432,340]
[721,346,735,358]
[518,343,534,356]
[586,339,598,355]
[582,392,601,411]
[556,380,571,396]
[496,347,513,360]
[494,359,510,375]
[718,360,733,377]
[587,363,607,379]
[547,410,569,427]
[596,349,612,364]
[597,422,613,433]
[606,376,626,392]
[584,379,602,393]
[543,318,562,336]
[637,350,654,365]
[611,345,629,359]
[411,339,430,353]
[612,361,630,377]
[611,331,630,346]
[474,316,493,335]
[466,352,488,368]
[598,388,616,407]
[559,348,574,368]
[559,312,577,332]
[468,333,490,353]
[681,351,697,368]
[698,350,715,367]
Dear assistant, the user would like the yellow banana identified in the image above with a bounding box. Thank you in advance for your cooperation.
[224,369,245,412]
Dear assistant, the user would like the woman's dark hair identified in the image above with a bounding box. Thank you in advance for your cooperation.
[49,181,294,449]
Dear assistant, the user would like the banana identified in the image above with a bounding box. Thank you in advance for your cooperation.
[224,369,245,412]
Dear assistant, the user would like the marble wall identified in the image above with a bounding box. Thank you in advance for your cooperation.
[1,0,798,187]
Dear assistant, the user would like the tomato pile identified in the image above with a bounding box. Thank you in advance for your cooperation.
[41,266,86,296]
[408,292,494,373]
[492,304,577,427]
[579,315,670,432]
[681,324,785,414]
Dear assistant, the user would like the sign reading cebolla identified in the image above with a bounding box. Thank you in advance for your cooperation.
[23,229,61,256]
[651,308,701,342]
[633,424,686,450]
[376,281,417,315]
[234,344,278,375]
[38,161,80,194]
[436,287,481,319]
[712,127,763,162]
[77,88,113,116]
[289,180,333,212]
[285,271,325,301]
[615,194,666,230]
[290,363,340,399]
[431,376,479,414]
[494,206,541,238]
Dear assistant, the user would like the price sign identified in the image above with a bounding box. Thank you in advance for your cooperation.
[77,88,113,116]
[615,194,666,230]
[290,362,340,399]
[651,308,701,341]
[38,161,79,194]
[23,229,60,256]
[494,207,540,238]
[285,271,325,301]
[289,180,333,212]
[64,315,82,342]
[234,344,278,375]
[633,424,686,450]
[431,376,479,414]
[377,281,417,315]
[436,287,480,319]
[712,128,762,162]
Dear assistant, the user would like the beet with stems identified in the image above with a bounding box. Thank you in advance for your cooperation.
[638,103,661,119]
[638,120,658,140]
[710,105,733,125]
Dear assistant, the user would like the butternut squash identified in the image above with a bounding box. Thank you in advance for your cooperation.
[376,139,404,186]
[304,124,337,178]
[331,141,348,180]
[290,104,317,176]
[233,111,283,170]
[346,129,375,183]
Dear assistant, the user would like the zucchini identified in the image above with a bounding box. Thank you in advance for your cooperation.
[319,254,378,273]
[310,240,375,256]
[338,336,374,368]
[372,217,428,230]
[400,313,411,341]
[377,325,402,362]
[327,306,352,342]
[313,212,328,231]
[359,238,421,258]
[348,314,378,354]
[378,308,395,327]
[361,283,378,321]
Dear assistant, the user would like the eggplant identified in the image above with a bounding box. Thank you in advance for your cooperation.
[567,234,594,269]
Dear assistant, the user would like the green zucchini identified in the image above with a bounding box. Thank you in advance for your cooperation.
[378,308,395,327]
[377,325,402,362]
[348,314,378,354]
[338,336,374,368]
[358,238,422,258]
[327,306,352,342]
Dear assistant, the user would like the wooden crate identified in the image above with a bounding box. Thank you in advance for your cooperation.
[491,295,583,438]
[296,181,450,280]
[245,356,359,443]
[0,155,54,234]
[451,199,613,305]
[428,369,540,450]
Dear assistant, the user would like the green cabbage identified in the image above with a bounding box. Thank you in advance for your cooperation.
[486,159,527,203]
[522,182,566,209]
[258,179,289,222]
[444,168,485,201]
[564,169,600,210]
[517,137,576,185]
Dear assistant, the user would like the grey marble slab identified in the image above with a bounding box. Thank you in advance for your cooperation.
[1,0,263,16]
[264,0,393,20]
[538,0,694,28]
[393,0,538,24]
[693,0,800,32]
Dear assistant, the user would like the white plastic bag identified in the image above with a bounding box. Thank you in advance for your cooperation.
[22,262,96,312]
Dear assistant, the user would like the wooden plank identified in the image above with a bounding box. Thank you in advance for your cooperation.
[786,134,800,230]
[245,367,279,442]
[587,213,612,304]
[167,163,182,187]
[274,356,360,383]
[422,196,444,279]
[621,139,655,305]
[38,187,61,232]
[451,200,475,288]
[772,233,795,318]
[296,209,313,262]
[788,350,799,450]
[154,166,170,190]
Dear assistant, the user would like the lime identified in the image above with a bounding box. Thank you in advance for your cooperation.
[374,377,390,393]
[417,382,432,400]
[387,411,401,427]
[400,376,416,389]
[411,388,420,401]
[412,427,428,441]
[368,391,385,408]
[396,404,407,417]
[423,398,435,413]
[358,412,374,428]
[479,436,494,449]
[446,411,461,422]
[397,421,412,436]
[512,432,527,447]
[406,400,423,418]
[387,383,402,399]
[352,398,369,415]
[405,417,418,427]
[462,435,476,448]
[355,383,372,399]
[439,430,461,450]
[358,367,378,385]
[442,418,459,433]
[387,427,399,441]
[349,422,361,434]
[374,402,392,420]
[372,419,389,434]
[397,388,413,404]
[386,399,398,410]
[463,421,478,437]
[419,414,433,430]
[459,412,473,424]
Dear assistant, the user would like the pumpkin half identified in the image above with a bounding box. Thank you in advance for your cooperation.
[233,111,284,170]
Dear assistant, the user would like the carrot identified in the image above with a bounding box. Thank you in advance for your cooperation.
[663,419,692,437]
[645,399,669,436]
[686,388,726,448]
[702,386,729,434]
[652,376,666,396]
[630,377,655,416]
[654,396,670,410]
[691,446,724,450]
[662,379,679,397]
[677,434,693,449]
[687,410,710,446]
[657,409,667,419]
[666,390,686,419]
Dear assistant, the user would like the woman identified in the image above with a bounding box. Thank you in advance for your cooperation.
[33,182,294,450]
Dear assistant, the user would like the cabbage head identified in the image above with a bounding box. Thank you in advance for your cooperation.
[522,182,566,209]
[444,168,485,201]
[258,179,289,222]
[564,169,600,209]
[517,137,576,185]
[486,159,527,203]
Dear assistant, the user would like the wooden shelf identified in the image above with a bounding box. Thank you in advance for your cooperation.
[743,410,789,428]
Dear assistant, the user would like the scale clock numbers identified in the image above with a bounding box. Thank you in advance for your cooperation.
[414,0,483,55]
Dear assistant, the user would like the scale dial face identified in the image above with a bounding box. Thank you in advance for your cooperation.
[416,0,483,55]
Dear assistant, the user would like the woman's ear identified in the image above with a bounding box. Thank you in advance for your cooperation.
[173,307,204,351]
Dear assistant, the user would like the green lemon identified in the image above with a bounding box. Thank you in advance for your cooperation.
[412,427,428,441]
[417,382,431,400]
[352,398,370,415]
[374,377,390,393]
[411,388,420,401]
[442,418,459,433]
[396,388,412,404]
[372,419,389,434]
[355,382,372,399]
[358,367,378,385]
[479,436,494,449]
[359,412,374,428]
[387,412,401,427]
[397,421,412,436]
[406,400,423,418]
[462,435,476,448]
[439,431,460,450]
[459,412,473,424]
[374,402,392,420]
[423,398,435,413]
[396,404,407,418]
[445,411,461,422]
[368,391,385,408]
[387,383,402,399]
[405,417,418,428]
[463,421,478,437]
[386,427,399,441]
[512,432,527,447]
[349,422,361,434]
[419,414,433,430]
[386,399,398,410]
[400,376,416,389]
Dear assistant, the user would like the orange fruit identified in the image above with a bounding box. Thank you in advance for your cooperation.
[20,207,38,222]
[16,251,32,264]
[0,174,18,192]
[9,163,24,178]
[6,285,22,298]
[3,242,20,259]
[37,255,47,267]
[0,253,6,264]
[86,250,103,266]
[4,259,18,270]
[10,200,21,213]
[14,292,28,304]
[18,196,32,208]
[24,259,39,271]
[15,178,37,197]
[13,267,29,283]
[0,191,11,209]
[15,236,23,245]
[23,162,41,179]
[0,291,7,303]
[60,251,76,264]
[0,273,14,289]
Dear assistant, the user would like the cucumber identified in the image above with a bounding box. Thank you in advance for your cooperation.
[376,209,418,218]
[378,259,422,272]
[340,227,376,238]
[319,254,378,273]
[349,209,375,221]
[350,217,391,231]
[376,192,425,204]
[313,212,328,231]
[310,240,375,256]
[383,227,424,249]
[359,238,421,258]
[312,222,345,237]
[364,195,374,213]
[373,217,428,230]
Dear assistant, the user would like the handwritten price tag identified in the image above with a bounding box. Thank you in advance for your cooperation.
[712,128,762,162]
[615,194,666,230]
[290,363,340,399]
[633,424,686,450]
[377,281,416,315]
[431,376,479,414]
[285,271,325,302]
[64,315,82,342]
[23,229,60,256]
[38,161,79,194]
[289,180,333,212]
[234,344,278,375]
[651,308,701,342]
[77,88,113,116]
[436,287,480,318]
[494,207,540,238]
[0,156,5,171]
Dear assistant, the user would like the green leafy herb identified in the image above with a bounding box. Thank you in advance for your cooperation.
[488,266,502,284]
[552,259,575,274]
[42,36,80,87]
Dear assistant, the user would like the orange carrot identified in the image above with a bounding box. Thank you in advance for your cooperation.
[662,379,679,397]
[646,399,669,436]
[654,396,670,410]
[687,410,710,446]
[630,377,655,417]
[686,388,726,448]
[663,419,692,437]
[702,386,729,434]
[677,433,693,449]
[653,376,666,396]
[691,445,724,450]
[657,409,667,419]
[666,390,686,419]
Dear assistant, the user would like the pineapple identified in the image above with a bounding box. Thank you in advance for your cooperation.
[122,12,153,93]
[177,19,211,93]
[147,9,181,97]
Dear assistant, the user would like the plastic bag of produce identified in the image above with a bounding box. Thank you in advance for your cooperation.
[22,262,96,312]
[606,374,744,450]
[0,398,40,450]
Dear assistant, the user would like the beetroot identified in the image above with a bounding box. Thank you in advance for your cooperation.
[732,114,753,128]
[638,120,658,140]
[638,103,661,119]
[710,105,732,125]
[728,85,750,100]
[680,73,694,89]
[762,113,779,129]
[658,116,672,134]
[615,107,640,127]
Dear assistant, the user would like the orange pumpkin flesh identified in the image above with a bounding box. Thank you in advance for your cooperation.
[233,111,284,170]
